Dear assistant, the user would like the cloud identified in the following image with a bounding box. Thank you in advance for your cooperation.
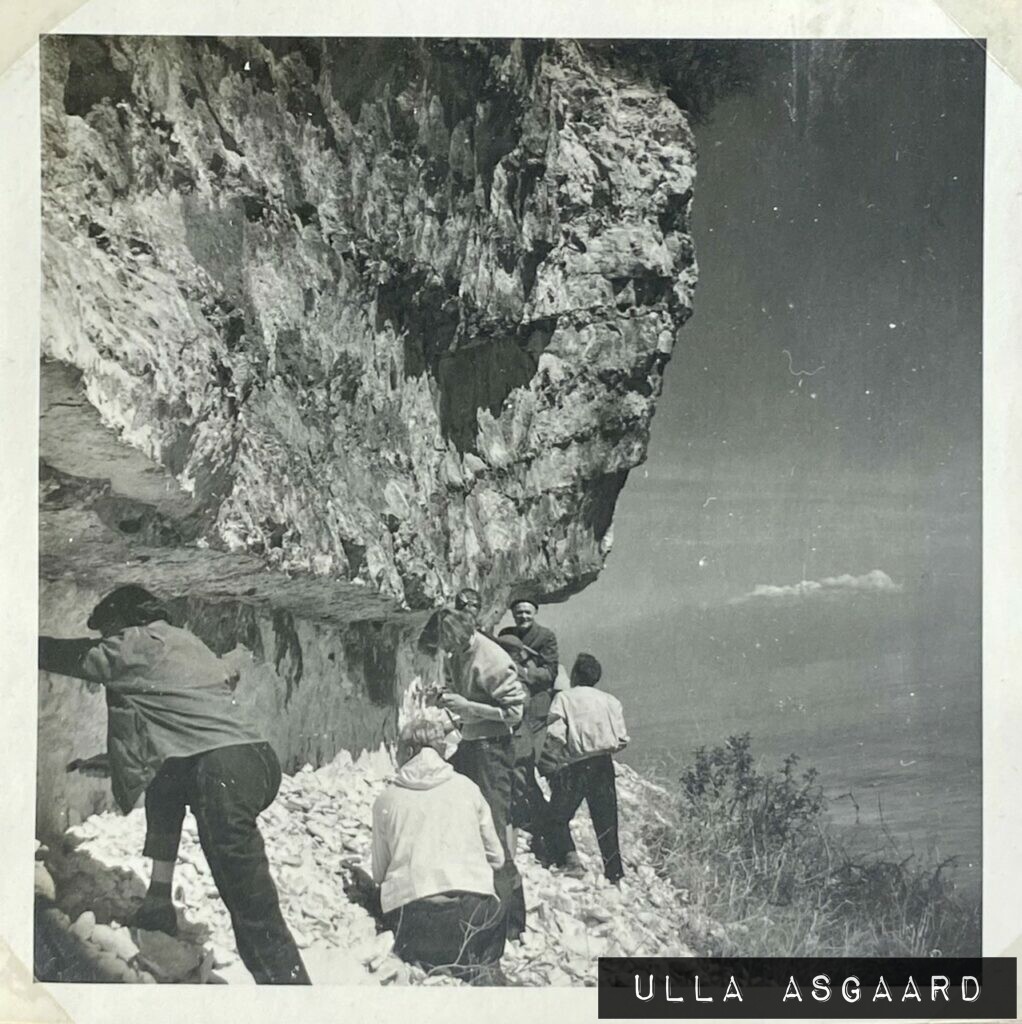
[731,569,903,604]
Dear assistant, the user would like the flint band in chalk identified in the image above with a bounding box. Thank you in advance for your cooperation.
[597,957,1017,1019]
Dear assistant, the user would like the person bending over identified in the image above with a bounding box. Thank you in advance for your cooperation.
[418,607,527,938]
[38,585,310,985]
[538,653,629,883]
[371,715,507,981]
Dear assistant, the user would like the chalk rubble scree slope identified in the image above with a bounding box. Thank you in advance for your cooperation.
[36,758,700,985]
[37,36,699,981]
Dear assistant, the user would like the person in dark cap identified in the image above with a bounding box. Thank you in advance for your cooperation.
[499,595,559,842]
[39,585,310,985]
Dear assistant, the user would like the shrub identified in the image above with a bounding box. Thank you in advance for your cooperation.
[640,734,980,957]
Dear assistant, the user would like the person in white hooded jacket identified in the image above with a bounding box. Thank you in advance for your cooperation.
[371,715,508,978]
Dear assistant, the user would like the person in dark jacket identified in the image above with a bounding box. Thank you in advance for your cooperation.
[38,585,310,985]
[498,596,559,840]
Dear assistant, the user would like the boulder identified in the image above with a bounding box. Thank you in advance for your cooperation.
[134,929,206,982]
[69,910,95,942]
[34,862,57,903]
[90,923,139,962]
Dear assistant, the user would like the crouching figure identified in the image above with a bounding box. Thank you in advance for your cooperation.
[38,585,310,984]
[371,715,508,983]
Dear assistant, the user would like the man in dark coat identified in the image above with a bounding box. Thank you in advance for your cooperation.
[498,595,559,840]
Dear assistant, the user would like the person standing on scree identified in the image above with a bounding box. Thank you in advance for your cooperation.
[538,653,628,883]
[418,607,528,939]
[498,596,559,847]
[38,585,311,985]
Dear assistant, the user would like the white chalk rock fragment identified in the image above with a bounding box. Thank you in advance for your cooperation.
[35,862,57,902]
[211,943,237,968]
[91,923,139,962]
[94,950,127,979]
[70,910,96,942]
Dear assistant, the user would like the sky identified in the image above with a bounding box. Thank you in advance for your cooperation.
[512,40,985,760]
[657,39,983,480]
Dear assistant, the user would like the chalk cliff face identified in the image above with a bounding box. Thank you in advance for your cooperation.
[38,37,697,834]
[42,36,696,607]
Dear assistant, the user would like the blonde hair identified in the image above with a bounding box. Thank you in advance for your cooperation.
[396,714,447,766]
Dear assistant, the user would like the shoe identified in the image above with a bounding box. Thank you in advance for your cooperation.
[128,897,178,936]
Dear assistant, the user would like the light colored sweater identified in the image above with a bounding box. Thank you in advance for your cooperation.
[39,622,263,813]
[371,748,505,914]
[546,686,629,765]
[446,632,526,741]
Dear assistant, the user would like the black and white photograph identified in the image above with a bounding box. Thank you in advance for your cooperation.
[2,3,1017,1010]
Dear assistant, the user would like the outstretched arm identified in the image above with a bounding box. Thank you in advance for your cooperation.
[38,637,103,680]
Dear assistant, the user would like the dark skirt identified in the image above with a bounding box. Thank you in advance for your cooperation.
[384,890,506,973]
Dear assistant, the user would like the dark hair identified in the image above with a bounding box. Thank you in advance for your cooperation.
[571,652,602,687]
[454,588,481,611]
[88,585,171,634]
[418,607,474,656]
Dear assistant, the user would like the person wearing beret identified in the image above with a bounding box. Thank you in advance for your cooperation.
[498,596,559,843]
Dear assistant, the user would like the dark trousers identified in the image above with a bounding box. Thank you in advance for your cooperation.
[142,742,311,985]
[449,735,526,939]
[510,754,549,832]
[544,754,624,882]
[384,891,506,974]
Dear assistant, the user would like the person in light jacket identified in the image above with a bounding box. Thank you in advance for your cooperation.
[537,653,629,882]
[38,584,310,985]
[418,607,528,938]
[371,715,507,978]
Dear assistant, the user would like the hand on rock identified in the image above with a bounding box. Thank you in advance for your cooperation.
[66,753,110,778]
